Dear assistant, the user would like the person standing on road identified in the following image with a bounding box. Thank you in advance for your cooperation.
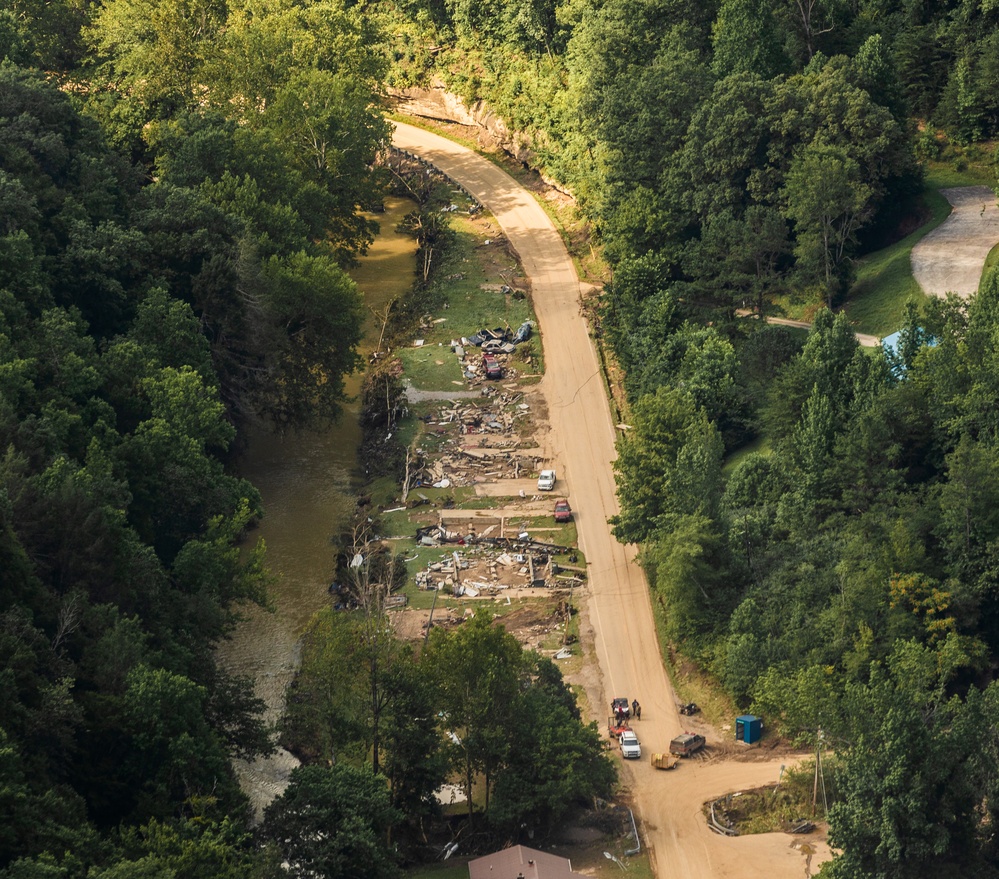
[632,700,639,719]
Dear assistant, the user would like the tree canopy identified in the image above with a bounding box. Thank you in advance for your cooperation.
[0,0,389,870]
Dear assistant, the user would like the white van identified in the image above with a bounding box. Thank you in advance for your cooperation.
[537,469,556,491]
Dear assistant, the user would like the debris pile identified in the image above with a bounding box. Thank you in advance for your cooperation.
[413,541,584,596]
[456,321,534,384]
[408,396,541,488]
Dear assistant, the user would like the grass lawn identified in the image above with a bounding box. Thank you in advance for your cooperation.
[722,435,771,479]
[923,159,996,189]
[842,186,951,336]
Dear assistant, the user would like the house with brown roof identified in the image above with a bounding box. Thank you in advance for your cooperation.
[468,845,585,879]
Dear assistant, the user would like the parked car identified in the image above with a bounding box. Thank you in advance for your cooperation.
[537,469,556,491]
[669,732,706,757]
[611,697,631,719]
[481,352,502,379]
[554,499,572,522]
[481,339,516,354]
[619,730,642,759]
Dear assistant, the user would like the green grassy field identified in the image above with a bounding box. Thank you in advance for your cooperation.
[722,435,772,478]
[842,187,951,336]
[396,215,540,392]
[923,160,996,189]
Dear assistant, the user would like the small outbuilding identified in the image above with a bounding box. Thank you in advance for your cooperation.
[468,845,585,879]
[735,714,763,744]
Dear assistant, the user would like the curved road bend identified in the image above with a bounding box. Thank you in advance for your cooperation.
[392,121,831,879]
[912,185,999,299]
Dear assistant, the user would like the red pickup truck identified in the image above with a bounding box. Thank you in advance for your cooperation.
[481,352,502,379]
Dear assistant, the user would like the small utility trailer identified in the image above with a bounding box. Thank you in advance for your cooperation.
[651,752,680,770]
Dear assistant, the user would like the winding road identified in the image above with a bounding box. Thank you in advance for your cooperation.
[392,121,832,878]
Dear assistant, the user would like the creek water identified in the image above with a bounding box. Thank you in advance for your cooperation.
[217,196,418,818]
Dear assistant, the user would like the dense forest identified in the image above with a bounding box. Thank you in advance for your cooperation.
[6,0,999,877]
[0,1,615,876]
[0,1,384,875]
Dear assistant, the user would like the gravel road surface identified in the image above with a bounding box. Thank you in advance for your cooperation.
[392,121,831,879]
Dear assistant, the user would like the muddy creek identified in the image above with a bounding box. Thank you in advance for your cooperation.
[218,196,418,818]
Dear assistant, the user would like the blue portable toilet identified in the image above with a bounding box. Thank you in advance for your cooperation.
[735,715,762,744]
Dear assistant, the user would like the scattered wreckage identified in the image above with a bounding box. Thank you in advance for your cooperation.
[465,322,532,347]
[458,322,534,384]
[412,529,583,597]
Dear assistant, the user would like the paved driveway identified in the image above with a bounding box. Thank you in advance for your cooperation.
[911,186,999,298]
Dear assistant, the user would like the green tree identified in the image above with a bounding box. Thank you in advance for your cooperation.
[782,142,872,304]
[262,764,401,879]
[645,513,731,646]
[212,0,385,117]
[0,727,97,870]
[262,69,389,259]
[712,0,790,79]
[679,73,776,221]
[424,613,525,823]
[85,0,226,119]
[257,252,364,426]
[612,387,724,544]
[827,643,997,879]
[761,309,864,442]
[113,815,259,879]
[117,665,242,822]
[685,206,790,318]
[282,611,369,765]
[780,0,850,63]
[490,659,615,833]
[379,658,447,828]
[935,436,999,577]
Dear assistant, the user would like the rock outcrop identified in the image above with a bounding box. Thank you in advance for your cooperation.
[387,82,572,196]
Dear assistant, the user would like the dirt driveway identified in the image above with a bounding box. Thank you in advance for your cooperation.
[392,121,832,878]
[911,185,999,298]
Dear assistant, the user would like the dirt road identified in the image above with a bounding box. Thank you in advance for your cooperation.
[766,315,880,347]
[911,185,999,299]
[392,121,831,878]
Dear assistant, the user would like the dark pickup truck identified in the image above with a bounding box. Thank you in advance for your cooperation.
[669,732,706,757]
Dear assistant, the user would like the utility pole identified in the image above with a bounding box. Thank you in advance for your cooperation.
[812,728,824,815]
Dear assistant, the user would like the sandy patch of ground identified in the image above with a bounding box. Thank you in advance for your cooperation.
[389,589,576,648]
